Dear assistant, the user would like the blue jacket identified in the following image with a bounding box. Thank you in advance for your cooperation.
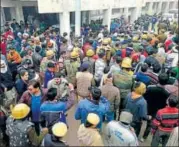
[44,70,55,88]
[40,91,75,127]
[125,93,148,123]
[135,72,150,86]
[75,96,110,128]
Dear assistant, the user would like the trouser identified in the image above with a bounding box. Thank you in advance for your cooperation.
[151,130,170,147]
[33,122,40,136]
[131,121,142,137]
[0,125,9,147]
[143,119,152,139]
[95,79,101,87]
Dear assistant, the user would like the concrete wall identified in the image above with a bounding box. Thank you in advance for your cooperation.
[37,0,140,13]
[1,0,37,7]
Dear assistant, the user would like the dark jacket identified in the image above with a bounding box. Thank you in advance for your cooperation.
[15,79,28,100]
[0,71,14,91]
[143,85,170,117]
[32,52,42,72]
[44,70,55,88]
[43,134,68,147]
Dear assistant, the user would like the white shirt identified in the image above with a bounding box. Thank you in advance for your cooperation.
[104,121,138,146]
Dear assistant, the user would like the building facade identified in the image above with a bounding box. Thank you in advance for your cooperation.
[1,0,178,35]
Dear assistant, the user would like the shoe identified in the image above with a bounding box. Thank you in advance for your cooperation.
[138,138,144,142]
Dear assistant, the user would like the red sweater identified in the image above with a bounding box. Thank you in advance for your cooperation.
[152,106,178,133]
[0,41,7,55]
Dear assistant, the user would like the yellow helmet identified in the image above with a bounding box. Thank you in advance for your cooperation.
[46,50,54,57]
[121,57,132,68]
[102,38,109,45]
[86,49,95,57]
[11,103,30,119]
[52,122,67,137]
[134,82,146,95]
[87,113,100,126]
[141,34,148,40]
[132,36,139,42]
[73,47,80,53]
[70,51,79,59]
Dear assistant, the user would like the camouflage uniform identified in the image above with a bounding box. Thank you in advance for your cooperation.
[113,70,133,110]
[6,116,46,147]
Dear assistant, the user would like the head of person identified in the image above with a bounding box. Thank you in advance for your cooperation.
[166,95,178,108]
[105,73,113,84]
[116,56,122,65]
[46,50,54,59]
[35,46,41,53]
[11,103,30,120]
[98,49,105,59]
[47,62,55,72]
[141,63,148,73]
[119,110,133,125]
[158,73,169,86]
[84,113,100,128]
[80,62,89,72]
[52,122,68,139]
[152,64,161,74]
[88,86,101,101]
[86,49,95,57]
[46,88,57,101]
[70,51,79,61]
[133,82,146,95]
[9,46,16,54]
[20,70,29,81]
[121,57,132,71]
[13,19,16,23]
[28,80,41,95]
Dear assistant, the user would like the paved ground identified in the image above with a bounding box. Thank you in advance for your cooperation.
[64,104,152,146]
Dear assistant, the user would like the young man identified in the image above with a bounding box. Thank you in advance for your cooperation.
[15,70,29,100]
[75,86,110,128]
[42,122,68,146]
[40,85,75,131]
[44,62,55,88]
[104,110,139,146]
[19,80,47,135]
[101,73,120,121]
[77,113,104,146]
[151,95,179,147]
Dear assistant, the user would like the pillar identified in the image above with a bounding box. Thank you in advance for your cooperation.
[123,8,129,23]
[131,7,141,23]
[147,2,153,15]
[75,0,81,37]
[102,8,112,31]
[59,12,70,37]
[164,2,169,13]
[158,2,162,14]
[1,8,6,27]
[15,4,24,22]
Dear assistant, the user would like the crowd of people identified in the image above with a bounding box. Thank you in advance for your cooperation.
[0,13,178,147]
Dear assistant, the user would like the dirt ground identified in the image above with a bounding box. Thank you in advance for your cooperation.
[64,104,152,146]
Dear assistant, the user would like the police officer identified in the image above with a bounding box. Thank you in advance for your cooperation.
[113,57,133,111]
[104,110,139,146]
[42,122,68,147]
[6,103,48,147]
